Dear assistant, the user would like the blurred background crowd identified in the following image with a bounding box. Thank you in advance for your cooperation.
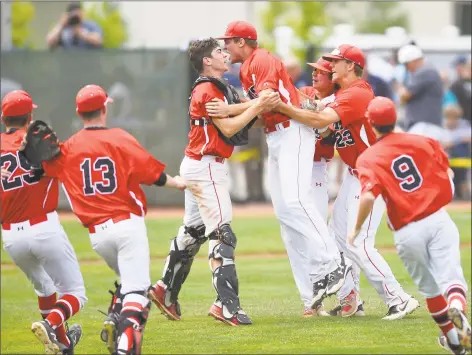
[1,1,471,206]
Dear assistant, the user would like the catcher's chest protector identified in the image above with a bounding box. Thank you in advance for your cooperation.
[189,76,256,146]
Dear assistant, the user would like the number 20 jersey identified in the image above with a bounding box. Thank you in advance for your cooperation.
[42,127,166,228]
[356,133,453,231]
[1,129,59,223]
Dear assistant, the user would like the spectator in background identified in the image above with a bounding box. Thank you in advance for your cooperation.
[363,59,394,99]
[397,44,446,144]
[450,56,472,123]
[439,70,459,108]
[284,58,309,88]
[46,2,103,50]
[443,104,471,200]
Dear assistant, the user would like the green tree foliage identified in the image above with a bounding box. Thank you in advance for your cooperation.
[11,1,36,49]
[356,2,409,34]
[84,2,127,48]
[259,1,329,62]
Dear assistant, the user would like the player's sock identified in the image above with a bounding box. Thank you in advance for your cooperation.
[446,284,467,313]
[38,294,71,347]
[426,295,460,346]
[45,294,81,331]
[116,294,150,354]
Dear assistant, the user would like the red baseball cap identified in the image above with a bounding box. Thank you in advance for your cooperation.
[307,58,332,73]
[1,90,37,116]
[366,97,397,126]
[76,84,113,113]
[216,21,258,40]
[323,44,365,69]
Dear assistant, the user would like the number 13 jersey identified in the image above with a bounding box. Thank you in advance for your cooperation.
[328,79,376,169]
[43,127,166,227]
[1,128,59,223]
[356,133,453,231]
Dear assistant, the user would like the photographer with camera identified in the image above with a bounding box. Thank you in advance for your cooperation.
[46,2,103,50]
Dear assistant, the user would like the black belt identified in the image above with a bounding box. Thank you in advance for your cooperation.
[191,119,211,126]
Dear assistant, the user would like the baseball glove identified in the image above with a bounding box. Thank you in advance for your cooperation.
[301,99,318,111]
[20,120,61,166]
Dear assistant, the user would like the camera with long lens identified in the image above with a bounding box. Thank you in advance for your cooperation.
[67,13,81,26]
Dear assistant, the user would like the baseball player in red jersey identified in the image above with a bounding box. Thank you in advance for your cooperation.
[349,97,471,355]
[1,91,85,354]
[209,21,345,310]
[291,58,337,317]
[27,84,186,355]
[149,38,279,326]
[278,45,418,319]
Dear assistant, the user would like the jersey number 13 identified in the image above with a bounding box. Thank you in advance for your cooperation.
[80,157,117,195]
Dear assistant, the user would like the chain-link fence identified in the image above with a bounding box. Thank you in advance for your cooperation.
[1,49,191,207]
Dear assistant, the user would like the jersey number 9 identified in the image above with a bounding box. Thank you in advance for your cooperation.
[391,155,423,192]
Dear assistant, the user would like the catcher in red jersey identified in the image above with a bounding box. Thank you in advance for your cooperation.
[149,37,279,326]
[278,45,417,320]
[349,97,471,355]
[1,90,85,354]
[22,84,186,355]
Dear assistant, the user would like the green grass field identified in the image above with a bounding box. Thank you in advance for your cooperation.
[1,209,471,354]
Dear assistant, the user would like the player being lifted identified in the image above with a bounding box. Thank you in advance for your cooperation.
[21,85,186,355]
[1,90,85,354]
[349,97,471,355]
[149,37,280,326]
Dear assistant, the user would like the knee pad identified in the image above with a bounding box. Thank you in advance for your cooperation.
[162,225,206,303]
[209,224,237,263]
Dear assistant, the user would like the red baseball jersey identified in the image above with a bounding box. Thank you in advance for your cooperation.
[185,82,234,159]
[1,129,59,223]
[299,86,335,162]
[356,133,453,231]
[239,48,300,131]
[328,79,376,169]
[42,127,166,227]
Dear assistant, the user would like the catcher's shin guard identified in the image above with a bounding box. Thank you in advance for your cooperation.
[209,224,242,317]
[116,293,151,355]
[162,225,206,304]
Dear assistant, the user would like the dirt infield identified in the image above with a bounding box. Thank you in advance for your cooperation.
[58,201,471,220]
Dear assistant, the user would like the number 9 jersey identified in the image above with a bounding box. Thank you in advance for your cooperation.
[356,132,454,231]
[42,127,166,228]
[1,128,59,223]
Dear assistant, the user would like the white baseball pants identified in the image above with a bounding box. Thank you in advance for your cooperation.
[266,120,341,293]
[329,171,411,307]
[282,158,332,308]
[2,211,87,305]
[394,208,468,298]
[89,214,150,295]
[178,156,232,242]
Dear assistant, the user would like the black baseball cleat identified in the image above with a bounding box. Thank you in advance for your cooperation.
[326,266,345,296]
[311,277,327,309]
[62,323,83,355]
[31,320,67,354]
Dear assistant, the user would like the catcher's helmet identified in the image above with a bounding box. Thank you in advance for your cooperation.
[366,96,397,126]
